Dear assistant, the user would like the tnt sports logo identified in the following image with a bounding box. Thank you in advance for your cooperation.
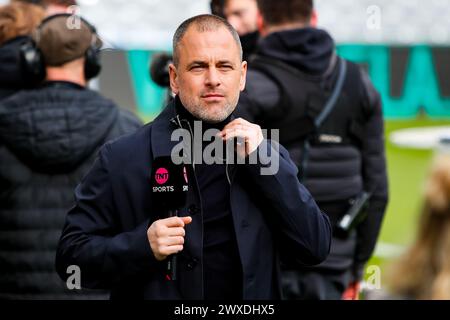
[155,168,169,185]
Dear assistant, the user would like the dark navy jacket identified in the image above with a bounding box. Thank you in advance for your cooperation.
[55,101,331,300]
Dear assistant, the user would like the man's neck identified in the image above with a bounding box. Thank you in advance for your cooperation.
[262,22,310,36]
[46,68,86,87]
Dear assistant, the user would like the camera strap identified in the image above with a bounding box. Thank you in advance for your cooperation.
[298,57,347,183]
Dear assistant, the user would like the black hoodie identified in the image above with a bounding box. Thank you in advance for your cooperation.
[0,82,142,299]
[0,82,131,173]
[239,28,336,114]
[0,36,32,100]
[255,27,334,75]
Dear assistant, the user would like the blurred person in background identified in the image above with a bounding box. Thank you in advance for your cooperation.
[236,0,388,300]
[211,0,259,60]
[0,14,141,299]
[384,149,450,300]
[0,1,45,100]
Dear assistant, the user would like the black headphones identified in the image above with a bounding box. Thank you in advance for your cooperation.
[20,13,102,83]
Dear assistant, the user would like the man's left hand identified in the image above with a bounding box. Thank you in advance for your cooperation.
[219,118,264,159]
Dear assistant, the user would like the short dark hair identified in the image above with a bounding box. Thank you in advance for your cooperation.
[256,0,313,26]
[172,14,242,67]
[210,0,225,17]
[0,2,45,46]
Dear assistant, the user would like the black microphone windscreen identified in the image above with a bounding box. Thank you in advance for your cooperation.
[149,52,172,87]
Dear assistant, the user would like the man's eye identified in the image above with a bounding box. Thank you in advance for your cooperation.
[190,66,204,71]
[233,11,243,18]
[219,65,233,70]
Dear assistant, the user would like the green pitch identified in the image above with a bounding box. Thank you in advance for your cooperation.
[379,118,450,244]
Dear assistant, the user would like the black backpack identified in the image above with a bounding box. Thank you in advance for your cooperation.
[249,55,368,181]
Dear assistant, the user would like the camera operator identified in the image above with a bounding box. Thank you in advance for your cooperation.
[236,0,389,300]
[0,14,141,299]
[0,1,45,100]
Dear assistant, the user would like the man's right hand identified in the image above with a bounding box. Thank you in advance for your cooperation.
[147,216,192,261]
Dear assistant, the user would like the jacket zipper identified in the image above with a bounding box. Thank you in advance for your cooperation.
[170,114,204,298]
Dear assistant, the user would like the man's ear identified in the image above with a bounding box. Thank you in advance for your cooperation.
[240,61,247,91]
[168,63,179,95]
[310,10,318,27]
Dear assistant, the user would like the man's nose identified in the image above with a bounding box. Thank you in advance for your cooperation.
[205,68,221,87]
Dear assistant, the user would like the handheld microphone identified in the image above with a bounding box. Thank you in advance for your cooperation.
[150,156,189,281]
[335,191,371,238]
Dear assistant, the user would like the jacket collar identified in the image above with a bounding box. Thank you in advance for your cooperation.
[42,81,85,90]
[150,96,236,160]
[149,98,238,185]
[150,99,179,159]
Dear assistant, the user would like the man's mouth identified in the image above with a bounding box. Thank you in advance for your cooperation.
[202,93,225,98]
[201,93,225,103]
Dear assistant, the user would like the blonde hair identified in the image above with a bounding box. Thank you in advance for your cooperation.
[0,2,45,46]
[388,154,450,299]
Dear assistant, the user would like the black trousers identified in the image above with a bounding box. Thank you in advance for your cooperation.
[281,269,352,300]
[281,199,356,300]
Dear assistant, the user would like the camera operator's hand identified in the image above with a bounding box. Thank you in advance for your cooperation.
[147,216,192,261]
[219,118,264,159]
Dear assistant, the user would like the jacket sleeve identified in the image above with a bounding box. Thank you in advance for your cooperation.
[55,143,160,289]
[245,140,332,266]
[352,70,389,281]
